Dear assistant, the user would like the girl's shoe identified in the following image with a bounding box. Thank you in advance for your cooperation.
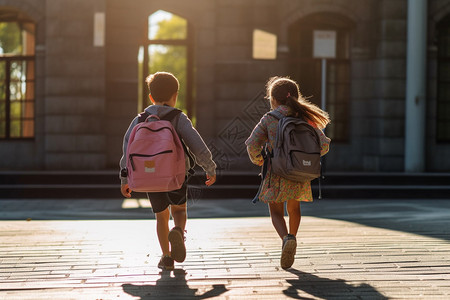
[168,226,186,262]
[281,234,297,270]
[158,255,174,270]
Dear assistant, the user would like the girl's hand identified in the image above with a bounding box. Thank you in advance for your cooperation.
[121,184,132,198]
[205,174,216,186]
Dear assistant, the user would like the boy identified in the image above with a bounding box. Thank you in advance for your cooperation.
[119,72,217,270]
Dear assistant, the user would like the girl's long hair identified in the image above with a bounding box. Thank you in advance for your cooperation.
[266,76,330,129]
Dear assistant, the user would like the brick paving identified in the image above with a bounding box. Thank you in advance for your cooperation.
[1,213,450,299]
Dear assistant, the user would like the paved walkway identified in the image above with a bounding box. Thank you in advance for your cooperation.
[1,199,450,299]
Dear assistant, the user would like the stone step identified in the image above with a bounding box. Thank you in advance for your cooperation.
[0,171,449,199]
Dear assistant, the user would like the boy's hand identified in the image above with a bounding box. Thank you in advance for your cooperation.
[205,174,216,186]
[121,184,132,198]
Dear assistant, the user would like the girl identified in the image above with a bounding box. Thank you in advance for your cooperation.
[245,76,330,270]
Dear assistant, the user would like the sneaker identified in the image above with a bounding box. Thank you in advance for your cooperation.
[158,255,174,271]
[280,234,297,270]
[168,226,186,263]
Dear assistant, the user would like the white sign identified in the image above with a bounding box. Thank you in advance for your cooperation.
[93,12,105,47]
[313,30,336,59]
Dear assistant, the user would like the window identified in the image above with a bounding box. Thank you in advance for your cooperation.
[288,13,352,142]
[0,9,35,139]
[437,15,450,142]
[139,10,193,118]
[253,29,277,60]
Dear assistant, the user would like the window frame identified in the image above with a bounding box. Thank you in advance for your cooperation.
[0,11,36,140]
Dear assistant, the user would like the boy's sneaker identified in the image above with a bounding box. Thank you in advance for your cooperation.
[281,234,297,270]
[158,255,174,271]
[168,226,186,262]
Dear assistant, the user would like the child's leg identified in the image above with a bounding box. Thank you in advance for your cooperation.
[168,203,187,263]
[268,202,288,239]
[155,208,171,256]
[271,201,297,269]
[170,203,187,231]
[286,199,301,236]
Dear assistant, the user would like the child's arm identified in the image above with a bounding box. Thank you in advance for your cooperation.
[315,128,331,156]
[119,116,139,195]
[176,114,216,182]
[205,174,216,186]
[308,120,331,157]
[245,117,268,166]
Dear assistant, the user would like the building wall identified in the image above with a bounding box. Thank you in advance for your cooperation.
[367,0,407,171]
[44,0,106,170]
[1,0,450,172]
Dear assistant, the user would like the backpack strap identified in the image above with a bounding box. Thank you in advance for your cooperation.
[267,110,284,120]
[261,111,285,190]
[137,111,150,123]
[160,108,182,123]
[138,108,182,124]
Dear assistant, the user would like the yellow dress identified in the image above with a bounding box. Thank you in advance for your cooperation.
[245,105,330,203]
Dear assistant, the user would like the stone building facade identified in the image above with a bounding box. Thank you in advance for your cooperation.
[0,0,450,173]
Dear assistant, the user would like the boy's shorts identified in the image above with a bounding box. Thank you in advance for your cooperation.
[147,181,187,213]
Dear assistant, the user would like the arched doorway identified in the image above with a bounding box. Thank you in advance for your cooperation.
[288,13,354,142]
[138,10,194,118]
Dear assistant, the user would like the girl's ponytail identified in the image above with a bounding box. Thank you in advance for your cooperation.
[266,76,330,129]
[285,95,303,118]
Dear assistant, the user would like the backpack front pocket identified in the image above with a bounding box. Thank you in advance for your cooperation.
[129,150,173,171]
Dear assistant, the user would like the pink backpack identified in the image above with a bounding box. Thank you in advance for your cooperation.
[126,110,186,192]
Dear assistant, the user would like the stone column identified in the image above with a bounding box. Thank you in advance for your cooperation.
[405,0,427,172]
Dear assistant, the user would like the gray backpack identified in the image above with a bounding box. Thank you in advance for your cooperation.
[268,110,322,182]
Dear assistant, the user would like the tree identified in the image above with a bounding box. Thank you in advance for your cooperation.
[0,22,22,54]
[148,14,188,112]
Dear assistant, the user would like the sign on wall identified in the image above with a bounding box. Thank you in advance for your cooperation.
[313,30,336,59]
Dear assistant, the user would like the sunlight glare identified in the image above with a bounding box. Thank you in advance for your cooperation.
[139,198,152,208]
[122,198,152,209]
[148,10,173,40]
[122,198,139,209]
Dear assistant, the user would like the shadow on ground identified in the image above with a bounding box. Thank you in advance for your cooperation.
[121,268,388,300]
[283,268,388,299]
[122,269,227,299]
[301,199,450,241]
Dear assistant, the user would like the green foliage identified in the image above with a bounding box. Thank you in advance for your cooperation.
[0,22,22,54]
[153,16,187,40]
[149,14,188,113]
[149,45,187,111]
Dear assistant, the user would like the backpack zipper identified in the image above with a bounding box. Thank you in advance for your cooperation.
[129,150,173,171]
[137,126,171,133]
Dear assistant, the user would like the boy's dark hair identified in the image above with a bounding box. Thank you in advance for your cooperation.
[145,72,179,103]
